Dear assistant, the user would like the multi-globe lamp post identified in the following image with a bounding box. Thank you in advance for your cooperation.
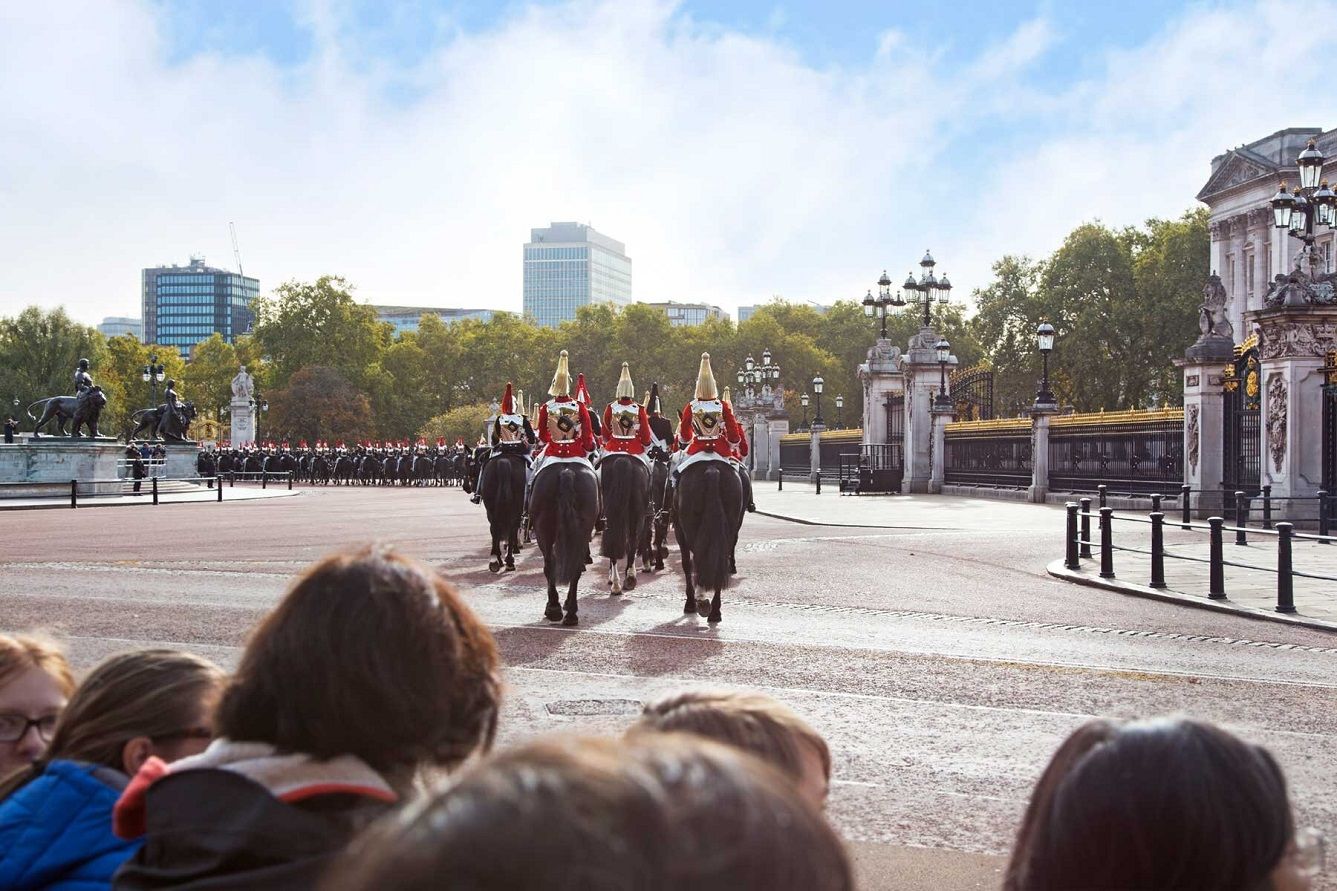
[735,349,781,474]
[1270,138,1336,264]
[863,251,953,335]
[934,339,952,410]
[142,354,165,408]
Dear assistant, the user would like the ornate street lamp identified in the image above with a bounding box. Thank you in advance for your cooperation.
[800,392,810,430]
[934,339,952,409]
[884,250,952,330]
[812,375,824,427]
[142,354,165,408]
[863,270,903,339]
[1036,322,1057,406]
[835,394,844,429]
[1270,138,1337,290]
[734,349,780,412]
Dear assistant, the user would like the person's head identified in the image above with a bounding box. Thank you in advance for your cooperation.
[326,734,853,891]
[1006,717,1320,891]
[38,649,224,778]
[632,689,831,808]
[77,358,89,370]
[216,545,500,783]
[0,635,75,778]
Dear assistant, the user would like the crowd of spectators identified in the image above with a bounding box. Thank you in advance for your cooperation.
[0,545,1324,890]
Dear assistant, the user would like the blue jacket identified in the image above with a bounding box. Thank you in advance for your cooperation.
[0,760,142,890]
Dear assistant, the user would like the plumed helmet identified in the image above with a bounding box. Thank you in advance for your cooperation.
[501,382,515,414]
[615,362,635,400]
[575,373,591,405]
[647,382,663,415]
[694,352,718,400]
[549,351,572,397]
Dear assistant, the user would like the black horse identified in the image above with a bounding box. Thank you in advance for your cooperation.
[639,458,672,572]
[599,454,649,594]
[529,462,599,627]
[673,459,744,623]
[482,452,527,573]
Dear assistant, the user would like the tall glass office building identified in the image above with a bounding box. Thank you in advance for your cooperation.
[523,222,632,327]
[142,256,260,356]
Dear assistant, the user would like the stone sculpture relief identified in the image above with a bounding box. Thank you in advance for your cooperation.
[1258,320,1337,360]
[1266,374,1287,474]
[1186,404,1200,476]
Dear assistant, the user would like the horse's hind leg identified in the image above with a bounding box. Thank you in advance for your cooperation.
[505,530,517,570]
[562,578,579,626]
[680,539,696,614]
[488,531,503,573]
[608,559,621,595]
[543,561,563,622]
[708,589,722,624]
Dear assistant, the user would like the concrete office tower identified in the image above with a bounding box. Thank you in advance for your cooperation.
[523,222,632,327]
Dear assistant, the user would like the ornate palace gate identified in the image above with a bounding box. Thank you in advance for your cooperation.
[949,364,995,421]
[1222,341,1261,493]
[850,392,904,493]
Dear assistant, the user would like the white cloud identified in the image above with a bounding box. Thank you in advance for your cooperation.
[0,0,1333,328]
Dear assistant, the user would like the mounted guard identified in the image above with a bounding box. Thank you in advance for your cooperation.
[471,383,536,505]
[637,382,675,572]
[529,351,600,626]
[598,362,652,594]
[671,353,744,623]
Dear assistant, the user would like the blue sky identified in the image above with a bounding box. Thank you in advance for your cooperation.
[2,0,1335,323]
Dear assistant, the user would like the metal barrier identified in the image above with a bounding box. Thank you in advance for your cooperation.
[1063,495,1337,615]
[0,472,292,508]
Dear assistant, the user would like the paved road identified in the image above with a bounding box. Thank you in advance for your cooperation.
[2,484,1335,890]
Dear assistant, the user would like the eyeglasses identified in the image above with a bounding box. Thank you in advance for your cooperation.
[0,713,59,743]
[1295,827,1326,878]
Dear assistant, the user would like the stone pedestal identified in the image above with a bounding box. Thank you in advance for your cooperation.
[809,423,826,484]
[162,442,201,480]
[902,328,955,494]
[1248,305,1337,506]
[857,339,904,446]
[0,439,125,498]
[1178,334,1236,516]
[1028,404,1058,503]
[230,397,255,447]
[929,404,954,494]
[758,417,788,481]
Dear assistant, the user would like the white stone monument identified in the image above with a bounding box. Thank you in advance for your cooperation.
[230,366,256,446]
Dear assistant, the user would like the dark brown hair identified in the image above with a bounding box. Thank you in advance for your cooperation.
[0,633,75,698]
[326,734,853,891]
[1005,717,1294,891]
[633,689,830,783]
[217,545,500,775]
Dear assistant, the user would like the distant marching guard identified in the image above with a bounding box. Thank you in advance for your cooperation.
[471,382,537,504]
[601,363,652,460]
[644,382,674,461]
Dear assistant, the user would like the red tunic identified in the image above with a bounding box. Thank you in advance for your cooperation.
[537,399,596,459]
[676,401,742,459]
[602,399,652,455]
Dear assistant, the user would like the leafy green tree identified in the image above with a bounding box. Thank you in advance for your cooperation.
[182,334,238,418]
[0,306,105,421]
[252,276,389,390]
[267,365,372,444]
[1128,208,1210,405]
[419,403,493,446]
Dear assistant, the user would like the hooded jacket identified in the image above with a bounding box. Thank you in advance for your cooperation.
[111,740,398,890]
[0,760,140,890]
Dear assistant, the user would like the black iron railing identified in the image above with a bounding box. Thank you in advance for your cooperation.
[1049,411,1183,494]
[945,431,1031,487]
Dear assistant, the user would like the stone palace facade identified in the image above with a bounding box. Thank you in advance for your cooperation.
[1198,127,1337,340]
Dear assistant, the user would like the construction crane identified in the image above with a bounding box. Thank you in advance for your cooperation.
[230,222,244,277]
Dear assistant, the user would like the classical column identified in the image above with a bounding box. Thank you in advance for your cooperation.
[929,402,953,494]
[1248,304,1337,509]
[1028,404,1057,503]
[856,338,904,448]
[901,328,947,494]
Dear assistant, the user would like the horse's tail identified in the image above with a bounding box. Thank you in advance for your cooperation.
[599,456,637,561]
[25,399,53,421]
[553,467,586,585]
[692,465,732,591]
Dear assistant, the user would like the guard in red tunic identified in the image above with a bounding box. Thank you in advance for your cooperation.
[536,351,596,464]
[672,353,743,487]
[470,382,536,504]
[601,362,651,458]
[575,373,602,441]
[722,386,756,512]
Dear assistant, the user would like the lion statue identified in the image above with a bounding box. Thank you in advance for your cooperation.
[28,387,108,438]
[1199,273,1233,339]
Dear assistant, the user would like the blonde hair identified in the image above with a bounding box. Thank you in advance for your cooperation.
[0,634,75,698]
[632,689,830,783]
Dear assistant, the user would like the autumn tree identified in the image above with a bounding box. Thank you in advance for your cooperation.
[252,276,390,390]
[267,365,372,445]
[418,403,494,446]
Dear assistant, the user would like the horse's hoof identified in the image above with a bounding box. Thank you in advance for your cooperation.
[655,562,665,571]
[488,561,501,573]
[696,599,710,618]
[504,563,515,572]
[684,600,695,614]
[708,611,722,624]
[562,612,579,627]
[609,589,622,597]
[544,604,563,622]
[623,574,637,591]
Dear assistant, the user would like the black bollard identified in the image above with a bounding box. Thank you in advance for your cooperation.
[1079,498,1093,559]
[70,479,77,509]
[1065,502,1080,570]
[816,474,821,495]
[1150,512,1166,589]
[1099,507,1115,579]
[1234,491,1248,545]
[1180,484,1191,530]
[1275,522,1295,614]
[1320,490,1330,541]
[1151,493,1162,514]
[1262,485,1273,530]
[1208,517,1225,599]
[1098,484,1108,509]
[777,470,783,492]
[216,478,223,502]
[152,476,159,506]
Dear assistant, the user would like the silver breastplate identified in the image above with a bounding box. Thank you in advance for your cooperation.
[690,400,724,439]
[608,402,641,439]
[545,400,581,442]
